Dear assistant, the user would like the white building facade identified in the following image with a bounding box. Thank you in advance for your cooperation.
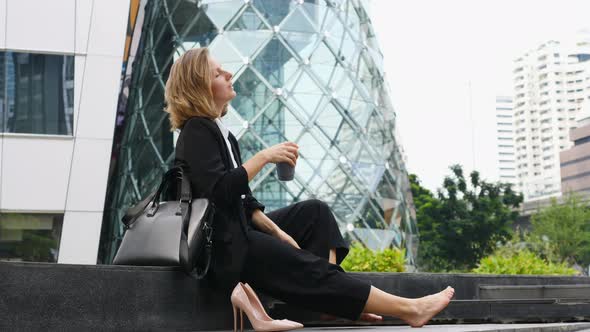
[512,34,590,201]
[0,0,130,264]
[495,96,518,187]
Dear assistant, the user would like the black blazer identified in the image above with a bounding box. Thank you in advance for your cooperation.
[174,116,264,288]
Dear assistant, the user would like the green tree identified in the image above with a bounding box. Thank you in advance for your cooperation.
[530,192,590,265]
[411,165,523,272]
[409,174,447,270]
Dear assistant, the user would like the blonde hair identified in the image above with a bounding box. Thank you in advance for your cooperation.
[163,47,218,131]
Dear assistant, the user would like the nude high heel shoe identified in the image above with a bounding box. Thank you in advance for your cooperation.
[231,283,302,332]
[242,283,304,329]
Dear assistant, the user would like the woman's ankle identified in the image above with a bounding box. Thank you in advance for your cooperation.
[401,298,422,321]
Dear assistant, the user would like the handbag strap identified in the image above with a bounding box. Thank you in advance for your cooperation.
[190,241,212,279]
[190,203,215,280]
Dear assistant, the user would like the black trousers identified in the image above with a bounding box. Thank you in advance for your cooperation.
[240,199,372,321]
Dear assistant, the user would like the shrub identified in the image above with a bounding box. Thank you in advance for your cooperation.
[497,228,559,263]
[472,250,577,275]
[341,242,405,272]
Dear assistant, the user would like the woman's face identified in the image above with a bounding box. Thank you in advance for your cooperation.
[209,57,236,116]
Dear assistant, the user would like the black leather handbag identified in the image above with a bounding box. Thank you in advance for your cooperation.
[112,166,215,279]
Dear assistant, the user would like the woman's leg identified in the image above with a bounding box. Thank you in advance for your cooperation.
[241,229,371,321]
[265,199,380,321]
[241,229,454,326]
[264,199,348,264]
[329,249,336,264]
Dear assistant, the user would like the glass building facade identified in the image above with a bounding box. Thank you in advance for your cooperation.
[100,0,418,265]
[0,51,74,136]
[0,213,63,263]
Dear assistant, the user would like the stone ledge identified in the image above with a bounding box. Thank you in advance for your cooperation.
[2,262,590,331]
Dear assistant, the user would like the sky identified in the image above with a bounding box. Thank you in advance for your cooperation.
[369,0,590,192]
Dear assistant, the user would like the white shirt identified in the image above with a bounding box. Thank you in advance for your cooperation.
[214,118,239,169]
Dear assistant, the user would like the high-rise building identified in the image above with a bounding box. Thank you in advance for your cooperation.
[560,100,590,196]
[512,33,590,201]
[495,96,517,187]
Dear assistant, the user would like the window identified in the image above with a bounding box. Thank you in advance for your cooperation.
[0,213,63,262]
[0,51,74,135]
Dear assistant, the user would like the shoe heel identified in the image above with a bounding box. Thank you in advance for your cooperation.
[232,305,245,332]
[240,308,244,332]
[233,304,237,332]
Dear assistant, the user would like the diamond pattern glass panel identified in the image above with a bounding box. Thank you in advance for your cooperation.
[202,0,245,30]
[226,6,272,58]
[252,0,292,27]
[252,37,299,88]
[279,6,320,60]
[231,67,273,121]
[284,69,324,117]
[252,98,305,144]
[101,0,418,265]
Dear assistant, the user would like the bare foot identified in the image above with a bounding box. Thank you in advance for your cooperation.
[402,286,455,327]
[359,313,383,322]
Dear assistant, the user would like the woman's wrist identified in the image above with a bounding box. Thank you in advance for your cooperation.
[244,151,269,181]
[256,150,269,165]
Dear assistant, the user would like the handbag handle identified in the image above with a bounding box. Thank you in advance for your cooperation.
[121,190,156,229]
[121,166,192,229]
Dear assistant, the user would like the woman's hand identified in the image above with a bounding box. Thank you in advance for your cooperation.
[260,142,299,167]
[274,228,301,249]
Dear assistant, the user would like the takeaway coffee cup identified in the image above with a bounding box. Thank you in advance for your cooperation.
[276,162,295,181]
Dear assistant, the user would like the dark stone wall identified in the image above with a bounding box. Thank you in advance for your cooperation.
[2,262,590,331]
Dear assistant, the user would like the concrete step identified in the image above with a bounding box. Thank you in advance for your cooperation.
[2,261,590,331]
[300,323,590,332]
[269,298,590,327]
[479,285,590,300]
